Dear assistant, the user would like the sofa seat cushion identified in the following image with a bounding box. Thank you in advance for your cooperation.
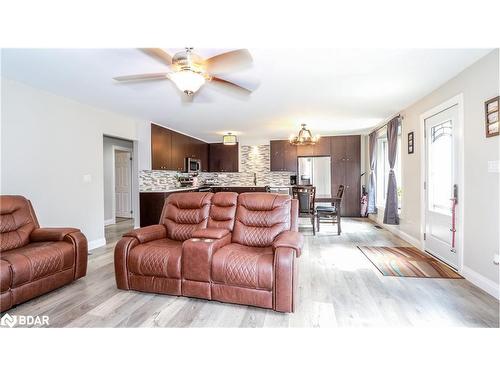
[128,238,182,279]
[212,243,274,290]
[0,241,75,287]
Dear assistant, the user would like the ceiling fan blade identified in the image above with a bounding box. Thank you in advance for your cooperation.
[141,48,173,66]
[113,73,168,82]
[210,76,255,95]
[205,49,253,74]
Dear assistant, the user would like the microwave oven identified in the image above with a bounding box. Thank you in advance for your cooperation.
[185,158,201,173]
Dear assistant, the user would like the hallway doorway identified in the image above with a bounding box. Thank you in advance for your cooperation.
[103,135,136,227]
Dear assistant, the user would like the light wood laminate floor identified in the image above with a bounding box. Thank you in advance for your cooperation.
[5,218,499,327]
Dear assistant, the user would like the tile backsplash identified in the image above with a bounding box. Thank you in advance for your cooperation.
[139,145,293,191]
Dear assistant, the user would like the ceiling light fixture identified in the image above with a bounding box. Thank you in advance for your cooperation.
[223,132,237,145]
[289,124,320,146]
[168,70,206,96]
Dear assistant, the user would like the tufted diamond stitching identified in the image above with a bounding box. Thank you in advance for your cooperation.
[240,226,272,247]
[176,208,202,224]
[26,244,64,280]
[140,245,170,277]
[0,214,18,233]
[225,250,259,288]
[170,223,198,241]
[242,210,270,227]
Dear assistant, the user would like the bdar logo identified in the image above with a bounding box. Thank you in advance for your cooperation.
[0,313,17,328]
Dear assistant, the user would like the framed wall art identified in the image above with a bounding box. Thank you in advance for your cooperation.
[407,131,414,154]
[485,96,499,137]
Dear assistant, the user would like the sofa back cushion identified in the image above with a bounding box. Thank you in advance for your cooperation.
[0,195,39,252]
[161,192,212,241]
[232,193,291,247]
[208,192,238,231]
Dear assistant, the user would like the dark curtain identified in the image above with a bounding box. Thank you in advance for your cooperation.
[383,117,400,224]
[367,132,377,214]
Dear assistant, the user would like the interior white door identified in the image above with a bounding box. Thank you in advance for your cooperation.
[424,104,459,268]
[115,150,132,218]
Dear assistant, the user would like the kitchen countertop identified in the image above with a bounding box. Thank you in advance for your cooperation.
[140,185,293,193]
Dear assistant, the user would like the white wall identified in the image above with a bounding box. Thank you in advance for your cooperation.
[367,50,499,296]
[103,136,133,224]
[1,79,145,249]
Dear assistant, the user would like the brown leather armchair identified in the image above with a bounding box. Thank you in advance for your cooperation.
[115,191,303,313]
[114,192,213,296]
[0,195,88,312]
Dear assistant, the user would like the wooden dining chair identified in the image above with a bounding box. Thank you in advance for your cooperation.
[315,185,344,235]
[292,185,316,235]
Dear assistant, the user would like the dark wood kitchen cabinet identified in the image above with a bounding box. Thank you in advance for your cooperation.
[151,123,209,172]
[295,143,315,157]
[211,186,268,193]
[330,135,361,217]
[294,136,331,157]
[170,132,188,172]
[270,140,297,172]
[313,136,331,156]
[190,139,209,172]
[151,124,172,170]
[140,190,198,227]
[209,143,239,172]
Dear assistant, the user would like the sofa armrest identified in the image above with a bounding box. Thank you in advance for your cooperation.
[30,228,88,279]
[273,231,304,257]
[30,227,80,242]
[114,236,139,290]
[191,228,230,240]
[123,224,166,244]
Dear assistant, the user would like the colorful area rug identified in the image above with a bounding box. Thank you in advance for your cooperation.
[357,246,463,279]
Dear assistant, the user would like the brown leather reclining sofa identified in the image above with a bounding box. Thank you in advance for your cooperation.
[0,195,88,312]
[115,192,303,312]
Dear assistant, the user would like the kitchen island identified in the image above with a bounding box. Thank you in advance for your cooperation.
[139,185,292,227]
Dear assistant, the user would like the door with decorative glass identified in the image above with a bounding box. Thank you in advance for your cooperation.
[424,104,459,268]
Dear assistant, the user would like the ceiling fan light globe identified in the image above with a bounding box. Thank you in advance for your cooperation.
[168,70,206,95]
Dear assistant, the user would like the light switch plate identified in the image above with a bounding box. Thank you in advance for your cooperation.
[83,174,92,183]
[487,160,500,173]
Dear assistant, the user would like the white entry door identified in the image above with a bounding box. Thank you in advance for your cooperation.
[424,104,459,268]
[115,150,132,218]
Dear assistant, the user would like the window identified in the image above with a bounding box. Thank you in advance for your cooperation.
[375,127,401,208]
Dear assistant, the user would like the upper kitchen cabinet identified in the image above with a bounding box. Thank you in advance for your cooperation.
[330,136,347,162]
[189,138,209,172]
[151,123,209,172]
[170,131,189,171]
[295,136,331,157]
[295,143,314,157]
[313,136,331,156]
[209,143,239,172]
[270,140,297,172]
[151,123,172,170]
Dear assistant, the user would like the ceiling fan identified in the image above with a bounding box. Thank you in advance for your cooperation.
[113,48,257,99]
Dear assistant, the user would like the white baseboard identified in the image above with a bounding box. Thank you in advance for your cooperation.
[104,218,115,226]
[88,238,106,252]
[368,218,500,300]
[461,266,500,300]
[369,218,422,249]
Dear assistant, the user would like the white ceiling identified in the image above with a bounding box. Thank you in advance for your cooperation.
[1,48,491,144]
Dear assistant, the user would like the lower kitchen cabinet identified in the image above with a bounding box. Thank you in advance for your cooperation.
[211,186,268,193]
[140,190,198,227]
